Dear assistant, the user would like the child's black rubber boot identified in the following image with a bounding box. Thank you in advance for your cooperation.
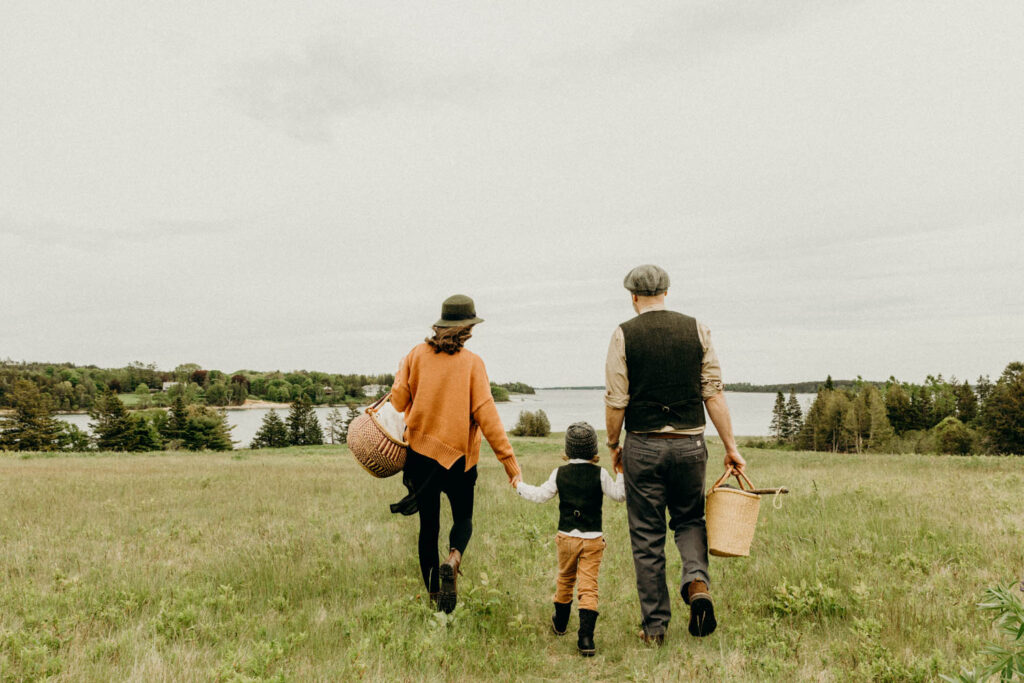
[551,601,571,635]
[577,609,598,656]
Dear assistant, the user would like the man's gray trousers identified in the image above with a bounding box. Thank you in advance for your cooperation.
[622,431,710,637]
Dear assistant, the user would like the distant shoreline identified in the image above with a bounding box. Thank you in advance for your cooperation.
[537,382,875,393]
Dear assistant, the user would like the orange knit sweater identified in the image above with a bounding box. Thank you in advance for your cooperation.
[391,343,520,481]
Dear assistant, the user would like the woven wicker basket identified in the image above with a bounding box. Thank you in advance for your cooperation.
[348,393,408,478]
[705,467,761,557]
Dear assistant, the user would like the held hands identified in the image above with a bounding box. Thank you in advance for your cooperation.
[610,444,623,474]
[511,473,522,489]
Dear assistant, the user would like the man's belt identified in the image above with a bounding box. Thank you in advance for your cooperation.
[639,432,700,440]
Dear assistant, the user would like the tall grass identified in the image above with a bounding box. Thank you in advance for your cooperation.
[1,437,1022,681]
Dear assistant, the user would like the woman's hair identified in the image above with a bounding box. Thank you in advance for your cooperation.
[426,325,474,355]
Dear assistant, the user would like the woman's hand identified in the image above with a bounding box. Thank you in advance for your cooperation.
[511,473,522,488]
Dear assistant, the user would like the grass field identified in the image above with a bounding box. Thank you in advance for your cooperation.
[1,436,1022,681]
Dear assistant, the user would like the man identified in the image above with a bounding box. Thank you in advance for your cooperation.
[605,264,746,643]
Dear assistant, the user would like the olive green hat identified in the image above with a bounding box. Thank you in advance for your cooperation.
[623,264,670,296]
[434,294,484,328]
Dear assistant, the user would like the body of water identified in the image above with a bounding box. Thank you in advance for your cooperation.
[496,389,815,439]
[56,390,815,447]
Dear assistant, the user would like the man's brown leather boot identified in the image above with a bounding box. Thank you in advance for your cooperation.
[438,549,462,614]
[686,580,716,637]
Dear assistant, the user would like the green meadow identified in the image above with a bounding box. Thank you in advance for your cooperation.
[1,436,1021,681]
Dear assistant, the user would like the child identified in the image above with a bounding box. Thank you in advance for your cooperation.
[514,422,625,656]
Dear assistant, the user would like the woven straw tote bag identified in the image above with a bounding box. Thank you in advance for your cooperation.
[347,392,408,478]
[705,467,761,557]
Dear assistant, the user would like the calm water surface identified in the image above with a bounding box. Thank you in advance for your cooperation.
[57,390,814,447]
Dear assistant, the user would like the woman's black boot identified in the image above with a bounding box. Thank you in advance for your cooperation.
[551,601,571,635]
[437,549,461,614]
[577,609,598,656]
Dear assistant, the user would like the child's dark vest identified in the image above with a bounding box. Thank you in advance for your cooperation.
[620,310,705,433]
[556,463,603,533]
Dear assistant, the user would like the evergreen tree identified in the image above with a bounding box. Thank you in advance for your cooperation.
[975,374,993,407]
[251,408,289,448]
[796,390,827,450]
[0,380,62,451]
[908,385,933,431]
[182,406,234,451]
[769,391,787,441]
[305,409,324,445]
[286,397,323,445]
[885,382,913,434]
[823,375,835,391]
[955,381,978,423]
[126,414,163,451]
[90,391,133,451]
[163,392,189,442]
[979,362,1024,455]
[784,389,803,442]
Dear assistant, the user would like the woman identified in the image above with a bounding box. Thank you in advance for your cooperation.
[390,294,522,613]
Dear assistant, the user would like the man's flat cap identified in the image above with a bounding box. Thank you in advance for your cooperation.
[623,264,670,296]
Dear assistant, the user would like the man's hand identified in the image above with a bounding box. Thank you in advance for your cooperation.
[724,449,746,474]
[511,473,522,488]
[610,445,623,473]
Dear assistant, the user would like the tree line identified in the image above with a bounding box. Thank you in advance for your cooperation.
[0,360,396,411]
[768,363,1024,455]
[0,382,235,452]
[733,379,884,394]
[1,360,534,412]
[0,379,368,453]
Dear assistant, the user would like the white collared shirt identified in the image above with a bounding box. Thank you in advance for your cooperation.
[515,459,626,538]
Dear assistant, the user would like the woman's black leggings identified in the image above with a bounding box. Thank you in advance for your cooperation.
[405,449,477,593]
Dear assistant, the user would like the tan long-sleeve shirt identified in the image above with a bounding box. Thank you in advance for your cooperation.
[604,302,724,435]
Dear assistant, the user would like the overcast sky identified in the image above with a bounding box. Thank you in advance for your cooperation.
[2,1,1022,387]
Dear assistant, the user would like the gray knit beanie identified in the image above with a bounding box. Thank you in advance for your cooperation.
[565,422,599,460]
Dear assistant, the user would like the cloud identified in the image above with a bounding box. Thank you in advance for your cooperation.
[224,38,497,142]
[223,3,828,143]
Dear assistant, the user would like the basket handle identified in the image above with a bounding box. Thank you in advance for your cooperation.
[710,466,755,492]
[365,391,391,415]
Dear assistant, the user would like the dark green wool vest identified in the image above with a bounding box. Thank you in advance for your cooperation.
[621,310,706,432]
[556,464,603,533]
